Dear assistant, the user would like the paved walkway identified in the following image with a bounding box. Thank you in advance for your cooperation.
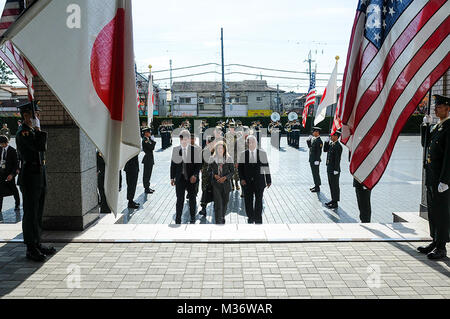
[0,241,448,299]
[0,136,423,225]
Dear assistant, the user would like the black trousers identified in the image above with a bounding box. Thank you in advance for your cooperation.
[0,182,20,211]
[355,186,372,223]
[310,163,321,187]
[98,172,111,213]
[20,173,46,247]
[143,162,154,190]
[126,169,139,202]
[243,183,265,224]
[175,177,197,224]
[327,172,340,203]
[426,186,450,243]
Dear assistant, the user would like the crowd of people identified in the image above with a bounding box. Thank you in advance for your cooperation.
[2,95,448,262]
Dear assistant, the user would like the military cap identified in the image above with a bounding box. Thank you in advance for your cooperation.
[312,127,322,133]
[0,135,9,144]
[142,127,151,134]
[332,129,342,137]
[434,94,450,106]
[17,102,34,112]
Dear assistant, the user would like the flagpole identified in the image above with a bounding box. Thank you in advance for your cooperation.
[329,56,340,135]
[422,90,432,167]
[148,64,153,126]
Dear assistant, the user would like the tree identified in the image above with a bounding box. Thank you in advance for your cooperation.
[0,60,16,85]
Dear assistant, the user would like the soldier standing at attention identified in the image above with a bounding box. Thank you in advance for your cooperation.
[418,94,450,260]
[124,155,140,209]
[354,178,372,223]
[142,127,157,194]
[307,127,323,193]
[16,102,55,262]
[323,130,343,209]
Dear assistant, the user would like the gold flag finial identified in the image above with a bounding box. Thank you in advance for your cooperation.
[148,64,152,71]
[335,56,340,61]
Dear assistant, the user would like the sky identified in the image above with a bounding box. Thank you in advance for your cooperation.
[132,0,357,93]
[0,0,358,93]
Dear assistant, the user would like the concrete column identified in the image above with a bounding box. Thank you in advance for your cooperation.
[33,77,100,231]
[420,70,449,219]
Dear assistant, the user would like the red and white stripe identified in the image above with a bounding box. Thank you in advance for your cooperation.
[339,0,450,189]
[302,89,316,128]
[0,0,23,37]
[331,95,343,136]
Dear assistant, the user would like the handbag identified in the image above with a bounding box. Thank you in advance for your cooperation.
[204,183,214,204]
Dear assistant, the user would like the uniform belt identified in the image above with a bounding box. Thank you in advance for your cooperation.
[23,160,45,166]
[292,130,300,132]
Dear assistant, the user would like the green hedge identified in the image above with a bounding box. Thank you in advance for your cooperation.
[144,115,425,135]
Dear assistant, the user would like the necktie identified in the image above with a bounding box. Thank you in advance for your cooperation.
[2,148,5,161]
[251,151,255,163]
[182,148,188,180]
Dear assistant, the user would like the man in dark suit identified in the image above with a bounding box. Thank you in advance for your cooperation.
[170,130,202,224]
[142,127,157,194]
[0,135,20,212]
[323,130,343,209]
[238,135,271,224]
[418,94,450,260]
[124,155,140,209]
[307,127,323,193]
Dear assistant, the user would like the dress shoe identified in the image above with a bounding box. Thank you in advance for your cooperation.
[145,188,154,194]
[427,248,447,260]
[417,242,436,254]
[241,193,244,198]
[311,187,320,193]
[190,219,196,224]
[26,248,46,262]
[248,219,254,224]
[325,201,333,206]
[38,245,56,256]
[327,202,338,209]
[199,209,207,217]
[128,201,140,209]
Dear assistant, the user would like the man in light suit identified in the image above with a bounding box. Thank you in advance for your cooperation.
[238,135,271,224]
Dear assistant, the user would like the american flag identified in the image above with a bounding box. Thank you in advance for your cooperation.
[302,72,316,128]
[339,0,450,189]
[0,0,24,38]
[0,0,26,85]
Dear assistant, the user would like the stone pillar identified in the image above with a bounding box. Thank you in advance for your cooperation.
[33,77,100,231]
[420,70,449,219]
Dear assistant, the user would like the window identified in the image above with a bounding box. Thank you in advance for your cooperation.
[180,97,192,104]
[256,97,263,102]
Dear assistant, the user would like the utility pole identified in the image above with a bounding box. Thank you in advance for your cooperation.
[169,59,173,113]
[221,28,226,117]
[277,84,280,112]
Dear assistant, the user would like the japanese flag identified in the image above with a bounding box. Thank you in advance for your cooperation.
[3,0,141,215]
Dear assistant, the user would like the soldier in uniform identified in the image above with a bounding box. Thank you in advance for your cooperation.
[418,94,450,260]
[291,120,301,149]
[323,130,343,209]
[142,127,157,194]
[124,155,140,209]
[285,121,292,146]
[354,178,372,223]
[159,121,167,149]
[225,121,240,191]
[16,102,55,262]
[307,127,323,193]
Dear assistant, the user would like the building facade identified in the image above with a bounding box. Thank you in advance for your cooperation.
[171,80,282,117]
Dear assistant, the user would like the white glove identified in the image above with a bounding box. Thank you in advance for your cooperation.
[307,135,313,141]
[334,171,339,175]
[314,161,320,166]
[151,136,156,142]
[438,183,449,193]
[31,117,41,129]
[326,136,331,142]
[423,115,433,125]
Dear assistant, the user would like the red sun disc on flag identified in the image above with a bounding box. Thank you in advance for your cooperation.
[90,9,125,122]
